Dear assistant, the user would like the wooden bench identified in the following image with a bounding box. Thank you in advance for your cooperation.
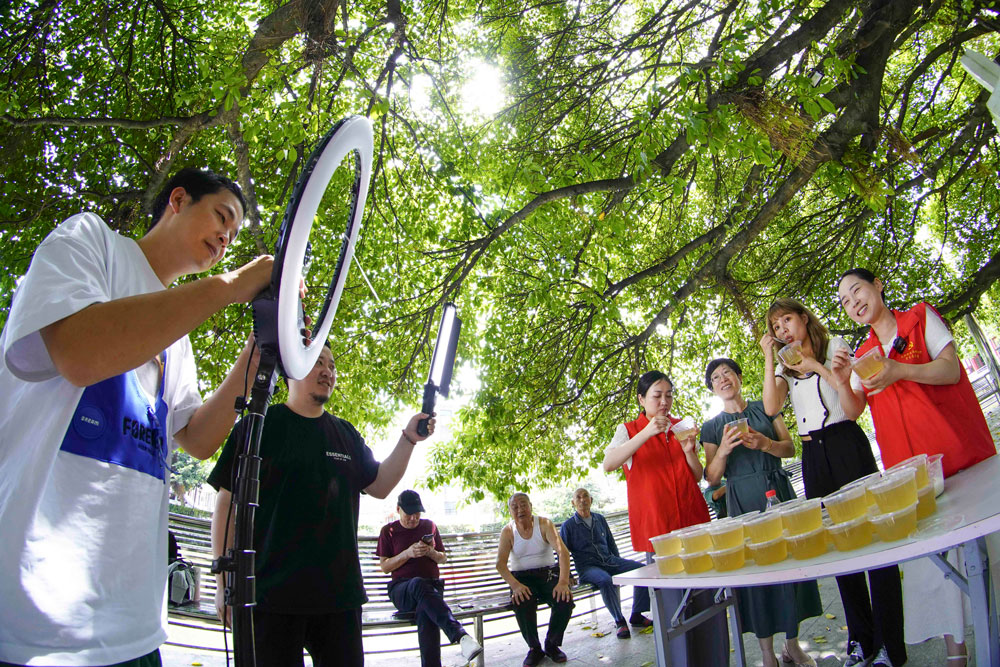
[167,510,643,664]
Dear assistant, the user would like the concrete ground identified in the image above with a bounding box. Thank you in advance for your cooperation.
[162,574,979,666]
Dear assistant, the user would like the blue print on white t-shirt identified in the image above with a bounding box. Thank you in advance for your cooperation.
[60,358,170,481]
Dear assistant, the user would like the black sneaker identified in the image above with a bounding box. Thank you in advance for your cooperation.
[544,640,568,663]
[629,613,653,628]
[522,646,545,667]
[616,620,631,639]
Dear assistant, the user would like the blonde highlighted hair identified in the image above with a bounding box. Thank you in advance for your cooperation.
[765,298,830,368]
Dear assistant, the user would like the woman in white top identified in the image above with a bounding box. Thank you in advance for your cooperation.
[761,298,904,667]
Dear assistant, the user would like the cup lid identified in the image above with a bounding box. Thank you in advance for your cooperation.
[826,514,869,532]
[870,501,918,523]
[708,543,745,556]
[783,525,826,540]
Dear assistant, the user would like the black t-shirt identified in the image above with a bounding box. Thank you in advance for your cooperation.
[208,404,380,613]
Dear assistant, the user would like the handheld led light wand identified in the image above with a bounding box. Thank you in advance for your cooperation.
[417,303,462,436]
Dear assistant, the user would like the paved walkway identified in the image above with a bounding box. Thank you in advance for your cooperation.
[161,574,978,666]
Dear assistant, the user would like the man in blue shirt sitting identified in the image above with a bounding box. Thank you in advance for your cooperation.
[558,488,652,638]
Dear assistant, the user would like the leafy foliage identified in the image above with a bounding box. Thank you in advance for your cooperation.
[2,0,999,500]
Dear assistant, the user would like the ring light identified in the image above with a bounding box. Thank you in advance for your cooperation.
[271,115,373,379]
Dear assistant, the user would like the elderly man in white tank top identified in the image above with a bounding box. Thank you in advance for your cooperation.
[496,492,575,667]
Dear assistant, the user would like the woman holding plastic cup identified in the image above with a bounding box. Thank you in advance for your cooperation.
[602,370,730,665]
[761,298,905,667]
[702,358,822,667]
[834,268,996,666]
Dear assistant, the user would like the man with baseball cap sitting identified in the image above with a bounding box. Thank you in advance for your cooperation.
[376,490,483,666]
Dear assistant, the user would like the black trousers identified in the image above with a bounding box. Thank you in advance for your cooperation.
[803,421,907,666]
[510,566,575,649]
[253,607,364,667]
[388,577,465,667]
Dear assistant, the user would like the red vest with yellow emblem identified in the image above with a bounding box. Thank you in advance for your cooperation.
[622,413,710,551]
[856,302,995,477]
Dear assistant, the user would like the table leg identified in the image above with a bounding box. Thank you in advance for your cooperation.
[962,537,999,667]
[726,587,746,667]
[651,587,674,667]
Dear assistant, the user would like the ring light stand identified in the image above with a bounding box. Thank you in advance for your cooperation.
[211,115,373,667]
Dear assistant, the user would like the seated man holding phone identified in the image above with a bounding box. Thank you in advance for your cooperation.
[377,490,483,667]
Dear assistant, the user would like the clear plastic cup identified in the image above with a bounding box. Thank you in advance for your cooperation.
[747,534,788,565]
[678,549,713,574]
[780,498,823,535]
[672,416,698,441]
[707,519,745,550]
[675,525,712,553]
[852,347,885,380]
[823,485,868,524]
[844,472,882,508]
[827,515,873,551]
[730,417,750,437]
[649,531,682,557]
[743,511,784,544]
[927,453,945,497]
[916,483,937,520]
[784,525,828,560]
[870,502,918,542]
[777,340,804,366]
[654,553,684,575]
[868,468,918,513]
[708,543,746,572]
[889,454,929,490]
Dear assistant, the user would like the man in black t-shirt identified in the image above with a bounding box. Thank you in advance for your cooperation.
[208,343,435,667]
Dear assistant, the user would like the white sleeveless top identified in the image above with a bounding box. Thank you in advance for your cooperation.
[508,516,556,571]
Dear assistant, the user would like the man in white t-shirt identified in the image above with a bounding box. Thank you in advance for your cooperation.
[0,168,273,667]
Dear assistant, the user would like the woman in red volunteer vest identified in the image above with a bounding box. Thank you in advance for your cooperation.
[833,267,996,667]
[601,370,729,666]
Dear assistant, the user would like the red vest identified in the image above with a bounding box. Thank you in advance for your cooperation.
[856,302,995,477]
[622,413,710,552]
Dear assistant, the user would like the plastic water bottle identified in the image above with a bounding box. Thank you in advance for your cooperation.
[765,489,780,510]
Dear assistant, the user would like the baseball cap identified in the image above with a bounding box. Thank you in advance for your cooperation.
[397,489,425,514]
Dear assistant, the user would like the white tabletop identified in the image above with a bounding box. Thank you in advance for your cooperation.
[615,455,1000,589]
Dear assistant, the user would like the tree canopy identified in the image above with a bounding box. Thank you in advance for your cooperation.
[2,0,999,501]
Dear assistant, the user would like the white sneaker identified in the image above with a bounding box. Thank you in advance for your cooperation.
[460,633,484,661]
[843,641,872,667]
[871,647,892,667]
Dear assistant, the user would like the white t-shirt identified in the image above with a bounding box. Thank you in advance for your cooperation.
[777,337,852,434]
[0,213,203,666]
[850,307,953,392]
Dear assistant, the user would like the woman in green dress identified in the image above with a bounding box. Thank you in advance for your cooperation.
[701,358,822,667]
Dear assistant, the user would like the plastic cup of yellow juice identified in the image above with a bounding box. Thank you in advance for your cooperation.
[676,525,713,553]
[870,503,918,542]
[778,340,804,366]
[916,484,937,520]
[827,515,873,551]
[852,347,885,380]
[889,454,929,490]
[868,468,917,513]
[672,416,698,441]
[743,511,784,544]
[709,543,746,572]
[747,534,788,565]
[654,553,685,575]
[823,485,868,524]
[707,519,745,549]
[784,526,828,560]
[927,453,945,497]
[844,472,882,508]
[650,531,682,557]
[678,549,713,574]
[780,499,823,535]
